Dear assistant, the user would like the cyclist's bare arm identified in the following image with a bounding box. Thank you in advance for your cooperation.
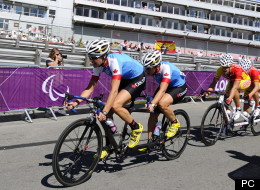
[228,80,240,100]
[148,82,168,112]
[66,79,98,109]
[249,81,260,98]
[101,79,120,114]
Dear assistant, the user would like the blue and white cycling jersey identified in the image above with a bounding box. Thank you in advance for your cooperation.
[153,61,186,87]
[91,52,144,81]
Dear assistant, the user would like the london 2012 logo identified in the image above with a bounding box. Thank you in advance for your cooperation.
[42,75,69,101]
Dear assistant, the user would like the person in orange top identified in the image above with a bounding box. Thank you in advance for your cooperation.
[205,54,251,120]
[239,58,260,116]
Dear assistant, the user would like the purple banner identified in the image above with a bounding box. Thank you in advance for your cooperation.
[0,68,227,112]
[184,71,228,96]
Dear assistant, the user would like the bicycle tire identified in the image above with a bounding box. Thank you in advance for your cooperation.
[200,103,224,146]
[162,109,190,160]
[52,118,103,186]
[250,116,260,136]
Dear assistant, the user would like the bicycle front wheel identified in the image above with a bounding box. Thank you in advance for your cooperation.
[200,103,224,146]
[251,116,260,136]
[162,109,190,160]
[52,119,102,187]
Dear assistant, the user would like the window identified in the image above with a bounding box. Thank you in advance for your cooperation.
[49,9,56,17]
[114,12,119,21]
[15,5,22,14]
[168,5,173,14]
[91,9,98,18]
[107,12,112,20]
[38,8,46,18]
[174,7,180,15]
[84,8,89,17]
[227,16,232,23]
[114,0,120,5]
[30,7,38,16]
[161,20,166,28]
[76,7,83,16]
[121,0,127,6]
[198,25,204,33]
[135,16,141,24]
[24,7,30,16]
[162,5,167,13]
[121,14,126,22]
[167,20,172,29]
[127,15,133,23]
[216,13,220,21]
[128,0,134,8]
[148,18,152,26]
[141,17,146,25]
[173,22,178,30]
[107,0,113,4]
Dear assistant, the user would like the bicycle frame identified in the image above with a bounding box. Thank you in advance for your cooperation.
[205,91,258,130]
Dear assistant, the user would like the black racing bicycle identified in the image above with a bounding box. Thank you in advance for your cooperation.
[52,93,190,186]
[200,90,260,146]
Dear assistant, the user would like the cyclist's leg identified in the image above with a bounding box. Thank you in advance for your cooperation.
[147,112,160,139]
[243,87,252,113]
[158,84,187,138]
[112,73,146,148]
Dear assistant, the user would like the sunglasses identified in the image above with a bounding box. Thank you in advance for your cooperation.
[89,56,99,60]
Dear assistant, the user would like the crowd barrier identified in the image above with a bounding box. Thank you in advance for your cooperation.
[0,68,228,122]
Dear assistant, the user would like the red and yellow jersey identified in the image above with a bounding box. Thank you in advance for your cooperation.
[247,66,259,82]
[215,64,250,81]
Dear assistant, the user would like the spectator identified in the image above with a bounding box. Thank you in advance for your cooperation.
[45,48,68,117]
[51,36,58,43]
[197,51,203,57]
[137,42,147,52]
[121,40,128,51]
[161,43,167,54]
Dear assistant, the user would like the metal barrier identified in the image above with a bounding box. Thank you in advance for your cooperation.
[1,37,256,70]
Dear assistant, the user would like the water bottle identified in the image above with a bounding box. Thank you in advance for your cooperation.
[153,121,162,136]
[105,118,117,133]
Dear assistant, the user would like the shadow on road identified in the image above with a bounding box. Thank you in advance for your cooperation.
[227,150,260,179]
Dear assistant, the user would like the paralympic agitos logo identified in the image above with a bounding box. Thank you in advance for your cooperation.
[42,75,69,101]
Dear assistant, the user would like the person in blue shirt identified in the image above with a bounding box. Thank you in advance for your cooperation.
[142,50,187,142]
[66,39,146,158]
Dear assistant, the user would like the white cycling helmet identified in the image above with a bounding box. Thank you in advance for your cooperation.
[239,58,251,71]
[142,50,162,68]
[219,54,233,67]
[86,39,110,59]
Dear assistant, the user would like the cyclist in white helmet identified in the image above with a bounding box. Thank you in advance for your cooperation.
[141,50,187,146]
[239,58,260,116]
[66,39,146,158]
[204,54,251,121]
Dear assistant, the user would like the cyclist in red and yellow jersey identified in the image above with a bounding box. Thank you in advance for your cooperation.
[239,58,260,116]
[205,54,251,120]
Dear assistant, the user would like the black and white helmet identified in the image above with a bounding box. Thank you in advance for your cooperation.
[86,39,110,59]
[142,51,162,68]
[219,54,233,67]
[239,58,251,71]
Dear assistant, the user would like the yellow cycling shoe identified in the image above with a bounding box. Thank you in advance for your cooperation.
[128,123,143,148]
[94,146,110,159]
[166,120,180,138]
[138,148,147,152]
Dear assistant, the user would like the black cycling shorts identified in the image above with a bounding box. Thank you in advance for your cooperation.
[153,83,187,105]
[119,72,146,100]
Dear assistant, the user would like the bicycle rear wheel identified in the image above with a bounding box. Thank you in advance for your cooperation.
[162,109,190,160]
[251,116,260,136]
[52,119,102,186]
[200,103,224,146]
